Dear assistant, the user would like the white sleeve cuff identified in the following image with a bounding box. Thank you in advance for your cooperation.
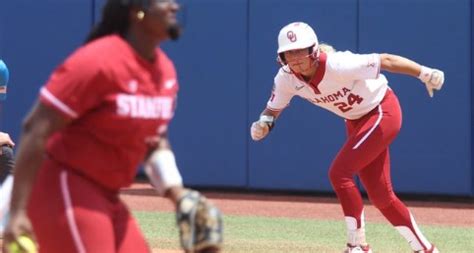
[144,149,183,196]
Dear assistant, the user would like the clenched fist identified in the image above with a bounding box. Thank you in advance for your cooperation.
[251,121,270,141]
[419,66,445,98]
[250,115,274,141]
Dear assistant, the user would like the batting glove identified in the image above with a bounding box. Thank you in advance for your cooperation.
[418,66,444,98]
[250,115,274,141]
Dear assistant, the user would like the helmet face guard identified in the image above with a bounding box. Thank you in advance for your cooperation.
[276,22,319,65]
[278,46,314,65]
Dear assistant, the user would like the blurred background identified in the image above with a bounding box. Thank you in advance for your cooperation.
[0,0,472,197]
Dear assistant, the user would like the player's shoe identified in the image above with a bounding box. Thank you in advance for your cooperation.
[415,245,439,253]
[344,243,373,253]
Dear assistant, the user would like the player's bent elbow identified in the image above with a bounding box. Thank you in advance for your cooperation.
[379,53,395,70]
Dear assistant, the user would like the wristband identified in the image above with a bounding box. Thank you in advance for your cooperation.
[144,149,183,196]
[259,115,275,131]
[418,66,432,83]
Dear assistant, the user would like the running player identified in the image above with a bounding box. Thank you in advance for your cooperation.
[251,22,443,253]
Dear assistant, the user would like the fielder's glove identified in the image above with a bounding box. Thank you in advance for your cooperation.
[176,190,223,253]
[418,66,444,98]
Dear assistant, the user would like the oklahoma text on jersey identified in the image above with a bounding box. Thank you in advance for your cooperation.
[268,51,388,120]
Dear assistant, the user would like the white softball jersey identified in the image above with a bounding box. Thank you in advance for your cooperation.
[267,51,389,120]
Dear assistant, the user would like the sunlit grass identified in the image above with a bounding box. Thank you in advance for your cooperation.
[135,211,474,253]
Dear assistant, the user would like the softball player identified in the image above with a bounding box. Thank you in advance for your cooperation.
[251,22,443,253]
[0,59,15,183]
[2,1,222,252]
[0,59,15,236]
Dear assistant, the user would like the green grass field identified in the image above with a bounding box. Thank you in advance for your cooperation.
[136,211,474,253]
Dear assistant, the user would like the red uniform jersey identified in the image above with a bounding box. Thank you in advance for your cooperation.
[39,35,179,191]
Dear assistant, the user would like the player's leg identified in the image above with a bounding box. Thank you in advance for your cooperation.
[114,200,150,253]
[0,175,13,236]
[329,90,401,251]
[359,150,438,252]
[0,145,14,235]
[28,160,119,253]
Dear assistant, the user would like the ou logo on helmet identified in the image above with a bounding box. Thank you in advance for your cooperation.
[287,31,297,42]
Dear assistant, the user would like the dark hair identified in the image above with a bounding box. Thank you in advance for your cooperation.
[84,0,149,44]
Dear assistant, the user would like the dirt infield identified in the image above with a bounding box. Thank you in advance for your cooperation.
[1,183,471,252]
[122,183,473,228]
[122,183,472,252]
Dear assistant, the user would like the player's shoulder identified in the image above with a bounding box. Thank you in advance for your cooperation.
[326,50,365,71]
[327,50,380,71]
[85,35,129,61]
[275,67,293,81]
[156,48,171,62]
[272,67,297,91]
[327,50,380,61]
[71,35,133,74]
[155,48,176,73]
[53,36,126,81]
[64,35,124,67]
[327,50,356,62]
[274,67,290,83]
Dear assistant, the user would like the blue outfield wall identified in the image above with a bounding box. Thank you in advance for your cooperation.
[0,0,92,158]
[358,0,472,195]
[0,0,472,196]
[160,0,249,187]
[472,0,474,196]
[247,0,473,196]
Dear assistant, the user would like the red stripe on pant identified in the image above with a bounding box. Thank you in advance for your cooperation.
[328,90,430,250]
[28,159,150,253]
[329,89,402,224]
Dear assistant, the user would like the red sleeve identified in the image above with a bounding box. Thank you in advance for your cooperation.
[39,47,110,119]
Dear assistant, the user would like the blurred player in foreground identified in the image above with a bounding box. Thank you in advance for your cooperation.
[0,59,15,237]
[251,22,443,253]
[2,1,222,252]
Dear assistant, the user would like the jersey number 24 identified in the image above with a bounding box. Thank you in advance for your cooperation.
[334,93,364,113]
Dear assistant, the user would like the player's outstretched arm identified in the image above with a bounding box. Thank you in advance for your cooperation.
[380,53,444,97]
[144,134,223,253]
